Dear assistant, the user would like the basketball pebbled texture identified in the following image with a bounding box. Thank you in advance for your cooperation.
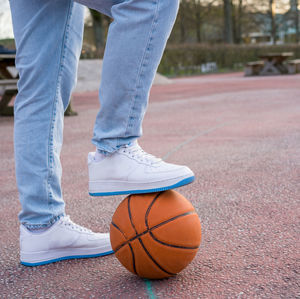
[110,190,201,279]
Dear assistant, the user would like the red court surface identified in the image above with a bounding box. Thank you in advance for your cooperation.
[1,72,299,298]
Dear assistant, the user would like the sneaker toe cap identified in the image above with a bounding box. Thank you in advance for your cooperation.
[148,162,194,177]
[88,233,113,252]
[88,232,110,241]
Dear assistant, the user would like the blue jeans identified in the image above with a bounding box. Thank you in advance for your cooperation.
[9,0,179,228]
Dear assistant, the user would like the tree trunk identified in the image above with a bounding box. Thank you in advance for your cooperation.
[232,0,237,43]
[89,9,105,52]
[295,0,299,43]
[236,0,243,44]
[195,11,202,43]
[194,0,202,43]
[223,0,233,43]
[269,0,276,45]
[179,0,187,43]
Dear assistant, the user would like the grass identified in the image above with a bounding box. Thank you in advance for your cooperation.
[0,38,16,49]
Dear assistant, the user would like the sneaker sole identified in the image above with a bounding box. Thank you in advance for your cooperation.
[89,175,195,196]
[20,250,114,267]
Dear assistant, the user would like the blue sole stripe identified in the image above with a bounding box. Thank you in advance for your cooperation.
[20,250,114,267]
[89,176,195,197]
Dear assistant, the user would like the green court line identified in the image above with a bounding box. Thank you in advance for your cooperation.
[144,279,156,299]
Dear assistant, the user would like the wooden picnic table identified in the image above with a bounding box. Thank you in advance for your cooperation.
[0,54,18,116]
[0,54,17,79]
[0,54,77,116]
[259,52,294,76]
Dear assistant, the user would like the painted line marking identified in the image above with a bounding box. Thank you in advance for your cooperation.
[145,279,156,299]
[141,122,232,299]
[163,121,232,160]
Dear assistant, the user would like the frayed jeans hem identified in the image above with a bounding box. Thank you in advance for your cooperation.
[94,139,135,156]
[21,213,65,230]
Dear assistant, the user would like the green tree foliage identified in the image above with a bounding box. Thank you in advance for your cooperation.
[86,1,298,47]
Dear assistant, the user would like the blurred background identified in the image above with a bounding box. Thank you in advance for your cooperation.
[1,0,299,76]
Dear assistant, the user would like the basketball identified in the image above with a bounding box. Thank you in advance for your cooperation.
[110,190,201,279]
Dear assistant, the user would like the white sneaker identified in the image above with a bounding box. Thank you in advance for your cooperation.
[88,142,195,196]
[20,215,113,266]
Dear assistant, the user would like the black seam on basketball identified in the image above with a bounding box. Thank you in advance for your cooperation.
[111,221,128,254]
[128,242,137,274]
[145,192,164,230]
[128,195,138,235]
[112,211,197,253]
[138,237,175,276]
[149,211,196,231]
[149,231,199,250]
[113,230,149,253]
[111,221,127,239]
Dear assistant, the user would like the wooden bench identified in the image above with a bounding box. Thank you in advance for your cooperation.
[244,61,264,76]
[0,79,18,116]
[287,59,300,74]
[0,78,76,116]
[0,54,77,117]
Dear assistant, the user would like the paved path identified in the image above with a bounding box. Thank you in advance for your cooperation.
[1,73,299,298]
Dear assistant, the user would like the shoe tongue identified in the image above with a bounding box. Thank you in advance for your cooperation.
[123,142,162,164]
[61,215,71,223]
[127,140,139,148]
[60,216,90,232]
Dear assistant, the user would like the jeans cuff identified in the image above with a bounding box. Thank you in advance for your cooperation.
[94,139,135,155]
[21,213,65,230]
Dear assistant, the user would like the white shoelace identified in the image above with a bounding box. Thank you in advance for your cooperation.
[60,215,92,233]
[120,143,162,165]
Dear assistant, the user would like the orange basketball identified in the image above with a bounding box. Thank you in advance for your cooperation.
[110,190,201,279]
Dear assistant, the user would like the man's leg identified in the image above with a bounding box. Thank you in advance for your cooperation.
[10,0,84,228]
[10,0,112,266]
[77,0,194,195]
[79,0,181,152]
